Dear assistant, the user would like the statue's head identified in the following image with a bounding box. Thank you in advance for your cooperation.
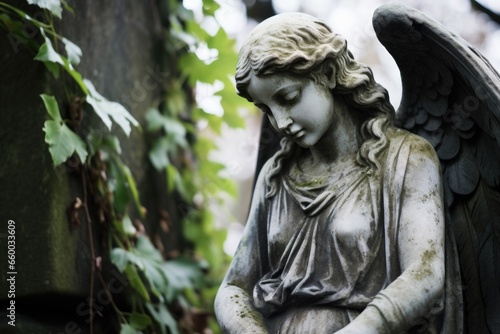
[237,12,396,173]
[236,13,394,134]
[236,12,347,101]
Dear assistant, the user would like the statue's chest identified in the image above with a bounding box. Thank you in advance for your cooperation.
[267,174,381,264]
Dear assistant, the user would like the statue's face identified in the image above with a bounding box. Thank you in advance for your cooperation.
[246,72,335,148]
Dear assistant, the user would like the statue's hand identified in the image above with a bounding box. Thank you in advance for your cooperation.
[333,305,385,334]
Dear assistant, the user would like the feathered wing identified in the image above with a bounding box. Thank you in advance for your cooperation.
[373,4,500,333]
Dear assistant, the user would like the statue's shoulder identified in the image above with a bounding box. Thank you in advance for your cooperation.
[387,127,438,159]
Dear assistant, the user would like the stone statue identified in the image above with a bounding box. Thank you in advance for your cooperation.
[215,4,500,333]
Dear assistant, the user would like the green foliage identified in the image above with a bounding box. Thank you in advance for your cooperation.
[145,3,253,308]
[85,79,139,136]
[1,0,252,332]
[41,94,87,165]
[27,0,62,18]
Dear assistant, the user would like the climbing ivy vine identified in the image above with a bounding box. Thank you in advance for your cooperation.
[0,0,249,333]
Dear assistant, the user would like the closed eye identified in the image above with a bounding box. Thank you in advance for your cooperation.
[281,89,300,103]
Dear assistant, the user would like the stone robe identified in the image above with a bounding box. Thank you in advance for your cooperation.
[219,128,462,333]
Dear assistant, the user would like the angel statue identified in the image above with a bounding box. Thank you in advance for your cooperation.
[214,3,499,333]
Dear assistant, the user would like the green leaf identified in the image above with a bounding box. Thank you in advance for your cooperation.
[145,108,187,140]
[41,95,87,165]
[43,61,60,78]
[34,38,64,66]
[145,303,178,334]
[121,215,136,236]
[60,0,74,14]
[119,323,141,334]
[110,247,147,272]
[33,29,88,92]
[41,94,61,121]
[62,37,82,65]
[160,259,203,302]
[0,13,39,51]
[119,163,143,217]
[129,312,152,330]
[124,264,150,301]
[110,248,130,272]
[88,132,122,157]
[103,135,122,154]
[27,0,63,19]
[143,261,167,298]
[145,108,165,132]
[109,160,130,213]
[135,236,163,263]
[0,13,23,32]
[148,138,170,171]
[84,79,139,136]
[202,0,220,16]
[165,165,178,193]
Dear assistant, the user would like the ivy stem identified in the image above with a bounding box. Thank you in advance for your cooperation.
[82,167,96,334]
[97,272,126,324]
[0,2,54,29]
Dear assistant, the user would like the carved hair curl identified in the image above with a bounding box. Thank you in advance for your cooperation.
[236,13,395,197]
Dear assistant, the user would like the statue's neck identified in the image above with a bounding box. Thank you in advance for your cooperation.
[308,105,361,167]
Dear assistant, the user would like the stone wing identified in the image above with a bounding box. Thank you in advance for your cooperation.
[374,3,500,333]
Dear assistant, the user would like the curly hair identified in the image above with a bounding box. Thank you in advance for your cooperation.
[236,13,395,198]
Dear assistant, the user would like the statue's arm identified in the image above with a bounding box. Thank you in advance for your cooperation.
[214,166,269,334]
[337,137,445,333]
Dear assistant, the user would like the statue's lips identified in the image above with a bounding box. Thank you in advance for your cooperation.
[292,130,305,139]
[286,129,305,139]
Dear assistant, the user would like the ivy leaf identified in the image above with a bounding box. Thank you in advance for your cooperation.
[143,261,167,298]
[124,264,150,301]
[135,236,164,263]
[129,312,152,330]
[119,323,141,334]
[87,132,122,157]
[110,248,129,272]
[145,108,165,132]
[148,137,170,171]
[118,163,143,217]
[121,215,136,236]
[43,121,87,165]
[160,259,203,302]
[84,79,139,136]
[110,247,148,272]
[41,93,61,121]
[0,13,39,51]
[145,108,187,139]
[109,160,130,214]
[34,29,88,91]
[27,0,63,19]
[166,165,179,193]
[41,94,87,165]
[34,30,64,65]
[145,303,179,334]
[34,29,62,78]
[62,37,82,65]
[202,0,220,16]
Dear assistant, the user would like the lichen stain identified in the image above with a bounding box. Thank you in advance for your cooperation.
[414,247,437,281]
